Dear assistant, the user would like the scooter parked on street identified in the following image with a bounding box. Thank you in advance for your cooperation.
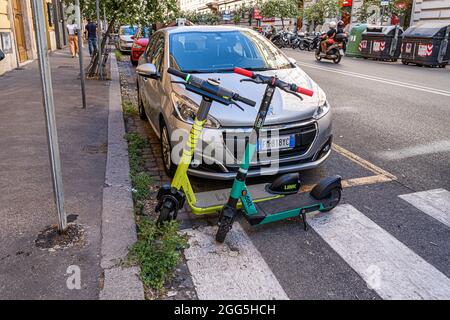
[154,68,342,240]
[215,67,342,243]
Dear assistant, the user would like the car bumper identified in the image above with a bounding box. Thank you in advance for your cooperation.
[187,147,331,179]
[119,43,133,51]
[131,49,144,61]
[168,110,333,180]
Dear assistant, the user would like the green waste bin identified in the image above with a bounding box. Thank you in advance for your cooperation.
[346,23,368,57]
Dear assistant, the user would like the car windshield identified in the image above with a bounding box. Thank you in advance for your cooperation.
[120,26,137,36]
[141,27,151,38]
[169,30,293,73]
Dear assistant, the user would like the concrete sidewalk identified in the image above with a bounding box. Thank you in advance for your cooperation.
[0,49,108,299]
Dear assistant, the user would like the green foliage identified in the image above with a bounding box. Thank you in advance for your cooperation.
[302,0,340,26]
[122,101,138,115]
[63,0,179,25]
[114,49,123,61]
[129,217,188,290]
[124,132,145,175]
[258,0,300,26]
[179,11,220,25]
[356,0,412,23]
[124,132,152,202]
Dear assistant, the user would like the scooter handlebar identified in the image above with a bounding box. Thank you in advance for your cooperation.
[234,67,314,97]
[168,68,256,108]
[234,67,255,79]
[294,85,314,97]
[167,68,188,81]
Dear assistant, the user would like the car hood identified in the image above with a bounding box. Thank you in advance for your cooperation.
[120,35,133,42]
[171,67,324,127]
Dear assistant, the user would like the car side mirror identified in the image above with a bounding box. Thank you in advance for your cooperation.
[131,35,135,39]
[136,63,160,79]
[288,57,297,65]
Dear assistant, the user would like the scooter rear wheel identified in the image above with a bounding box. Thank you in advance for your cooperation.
[320,187,342,212]
[216,216,233,243]
[157,206,173,225]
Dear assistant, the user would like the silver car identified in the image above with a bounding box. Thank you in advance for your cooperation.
[136,26,333,180]
[118,25,137,52]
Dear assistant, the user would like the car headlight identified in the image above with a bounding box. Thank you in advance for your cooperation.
[313,90,331,120]
[132,44,142,49]
[171,93,221,129]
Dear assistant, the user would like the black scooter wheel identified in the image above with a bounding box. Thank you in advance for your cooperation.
[216,216,233,243]
[157,206,173,225]
[320,188,342,212]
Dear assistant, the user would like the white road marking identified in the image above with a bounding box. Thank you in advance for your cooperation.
[379,140,450,160]
[297,62,450,98]
[399,189,450,228]
[309,204,450,300]
[182,224,289,300]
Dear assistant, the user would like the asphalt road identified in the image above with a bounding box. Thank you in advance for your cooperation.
[181,51,450,300]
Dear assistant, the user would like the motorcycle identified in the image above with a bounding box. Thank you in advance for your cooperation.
[303,33,321,51]
[315,33,347,64]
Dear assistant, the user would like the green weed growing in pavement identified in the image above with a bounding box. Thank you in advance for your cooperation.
[114,49,123,61]
[128,217,188,291]
[122,101,138,115]
[124,132,151,202]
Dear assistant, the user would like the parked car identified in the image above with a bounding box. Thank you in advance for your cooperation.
[136,26,333,180]
[131,27,151,66]
[118,25,137,53]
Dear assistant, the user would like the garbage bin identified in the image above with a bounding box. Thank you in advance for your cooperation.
[346,23,368,57]
[401,22,450,68]
[360,25,403,62]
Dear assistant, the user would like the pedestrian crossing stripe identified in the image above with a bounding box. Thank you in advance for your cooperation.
[309,204,450,300]
[399,189,450,228]
[182,189,450,300]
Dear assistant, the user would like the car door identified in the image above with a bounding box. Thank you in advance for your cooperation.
[143,33,165,129]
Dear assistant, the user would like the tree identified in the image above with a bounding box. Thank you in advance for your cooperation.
[258,0,299,28]
[63,0,178,77]
[302,0,340,28]
[356,0,412,26]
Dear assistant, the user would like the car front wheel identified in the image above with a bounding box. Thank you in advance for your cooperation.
[160,122,176,177]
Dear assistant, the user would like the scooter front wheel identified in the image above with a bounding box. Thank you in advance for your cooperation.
[216,216,233,243]
[320,188,342,212]
[157,206,173,225]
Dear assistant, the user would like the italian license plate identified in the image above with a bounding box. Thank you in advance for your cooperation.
[258,135,295,152]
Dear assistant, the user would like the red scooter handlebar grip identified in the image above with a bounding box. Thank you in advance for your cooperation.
[234,67,254,78]
[296,86,314,97]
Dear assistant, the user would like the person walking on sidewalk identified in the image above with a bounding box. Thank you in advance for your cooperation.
[67,20,79,58]
[85,19,98,57]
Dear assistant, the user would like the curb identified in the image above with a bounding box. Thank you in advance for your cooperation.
[99,53,144,300]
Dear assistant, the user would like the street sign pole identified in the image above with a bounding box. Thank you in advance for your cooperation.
[31,0,67,233]
[96,0,103,79]
[75,0,87,109]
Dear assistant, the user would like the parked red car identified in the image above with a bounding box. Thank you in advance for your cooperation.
[131,27,151,66]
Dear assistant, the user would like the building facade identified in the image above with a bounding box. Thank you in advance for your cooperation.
[411,0,450,24]
[0,0,63,76]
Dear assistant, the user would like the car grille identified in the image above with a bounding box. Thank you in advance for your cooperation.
[222,122,317,168]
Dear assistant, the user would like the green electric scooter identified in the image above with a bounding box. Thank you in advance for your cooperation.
[156,68,342,243]
[215,68,342,242]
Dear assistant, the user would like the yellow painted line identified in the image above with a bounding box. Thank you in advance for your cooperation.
[333,144,397,180]
[299,144,397,192]
[300,174,393,193]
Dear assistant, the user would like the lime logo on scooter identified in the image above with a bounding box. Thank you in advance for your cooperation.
[284,184,298,191]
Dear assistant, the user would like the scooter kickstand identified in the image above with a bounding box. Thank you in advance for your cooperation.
[301,209,308,231]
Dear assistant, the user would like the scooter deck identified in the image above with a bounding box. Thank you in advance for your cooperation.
[254,192,319,215]
[194,183,278,209]
[247,192,322,226]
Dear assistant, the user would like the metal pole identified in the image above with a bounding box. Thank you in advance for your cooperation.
[75,0,86,109]
[96,0,102,79]
[31,0,67,232]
